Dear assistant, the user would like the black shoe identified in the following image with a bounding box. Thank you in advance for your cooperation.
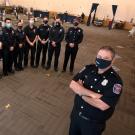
[41,65,45,69]
[8,70,15,74]
[15,67,21,71]
[62,69,66,73]
[31,65,37,68]
[19,67,24,71]
[35,65,38,68]
[3,72,8,76]
[54,68,58,72]
[24,65,28,68]
[46,66,50,70]
[70,71,74,75]
[0,74,2,79]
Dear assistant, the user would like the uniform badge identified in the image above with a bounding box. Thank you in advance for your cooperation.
[60,29,62,32]
[113,84,122,94]
[101,79,108,86]
[78,29,81,32]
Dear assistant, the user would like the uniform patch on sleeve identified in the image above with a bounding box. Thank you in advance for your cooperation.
[79,67,86,73]
[113,84,122,94]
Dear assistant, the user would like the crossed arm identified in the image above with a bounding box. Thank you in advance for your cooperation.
[26,35,37,46]
[69,80,110,111]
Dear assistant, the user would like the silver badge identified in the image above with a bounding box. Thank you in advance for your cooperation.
[101,79,108,86]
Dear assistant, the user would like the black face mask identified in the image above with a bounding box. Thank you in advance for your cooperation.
[18,26,23,29]
[96,58,112,69]
[56,22,61,27]
[43,20,48,24]
[73,22,79,27]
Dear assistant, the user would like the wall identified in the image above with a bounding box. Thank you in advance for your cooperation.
[0,0,135,22]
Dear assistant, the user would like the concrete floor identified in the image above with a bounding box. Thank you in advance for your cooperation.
[0,16,135,135]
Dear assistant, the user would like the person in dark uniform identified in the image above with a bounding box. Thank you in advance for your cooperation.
[46,18,64,71]
[24,17,37,68]
[2,18,15,76]
[0,22,3,79]
[35,17,50,68]
[0,21,3,59]
[69,46,123,135]
[14,21,25,71]
[62,19,83,74]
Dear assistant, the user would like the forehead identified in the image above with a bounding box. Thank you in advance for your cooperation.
[97,49,113,59]
[44,17,48,20]
[30,18,34,20]
[56,19,60,22]
[6,20,11,23]
[18,22,22,25]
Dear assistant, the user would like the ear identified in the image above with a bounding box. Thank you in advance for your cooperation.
[111,57,115,65]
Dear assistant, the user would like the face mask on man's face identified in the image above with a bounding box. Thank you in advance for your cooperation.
[6,23,12,29]
[18,26,23,29]
[43,20,48,24]
[73,22,79,27]
[95,58,112,69]
[56,22,61,27]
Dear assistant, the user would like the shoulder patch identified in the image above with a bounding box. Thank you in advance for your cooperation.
[113,84,122,94]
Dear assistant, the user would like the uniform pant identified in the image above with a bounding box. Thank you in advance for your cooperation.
[24,42,36,67]
[35,42,48,67]
[0,49,2,77]
[2,49,14,74]
[46,43,61,69]
[14,45,24,69]
[69,114,105,135]
[63,45,78,72]
[0,49,2,59]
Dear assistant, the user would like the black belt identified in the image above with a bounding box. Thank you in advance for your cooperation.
[78,112,105,124]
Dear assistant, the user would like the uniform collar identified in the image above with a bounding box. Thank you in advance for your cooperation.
[93,65,113,77]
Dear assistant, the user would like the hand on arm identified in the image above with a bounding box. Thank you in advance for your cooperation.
[82,96,110,111]
[0,42,2,49]
[69,80,102,99]
[69,43,74,48]
[9,46,14,51]
[38,35,42,43]
[26,36,33,46]
[51,41,56,47]
[32,36,37,45]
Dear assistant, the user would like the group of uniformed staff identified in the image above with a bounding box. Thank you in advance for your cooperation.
[0,15,123,135]
[0,16,83,78]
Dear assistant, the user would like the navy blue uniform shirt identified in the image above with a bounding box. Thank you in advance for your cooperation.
[49,25,64,44]
[65,27,83,45]
[37,24,50,40]
[24,25,37,42]
[72,64,123,122]
[15,29,26,46]
[2,27,15,49]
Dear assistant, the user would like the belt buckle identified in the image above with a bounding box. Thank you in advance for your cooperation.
[78,112,90,121]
